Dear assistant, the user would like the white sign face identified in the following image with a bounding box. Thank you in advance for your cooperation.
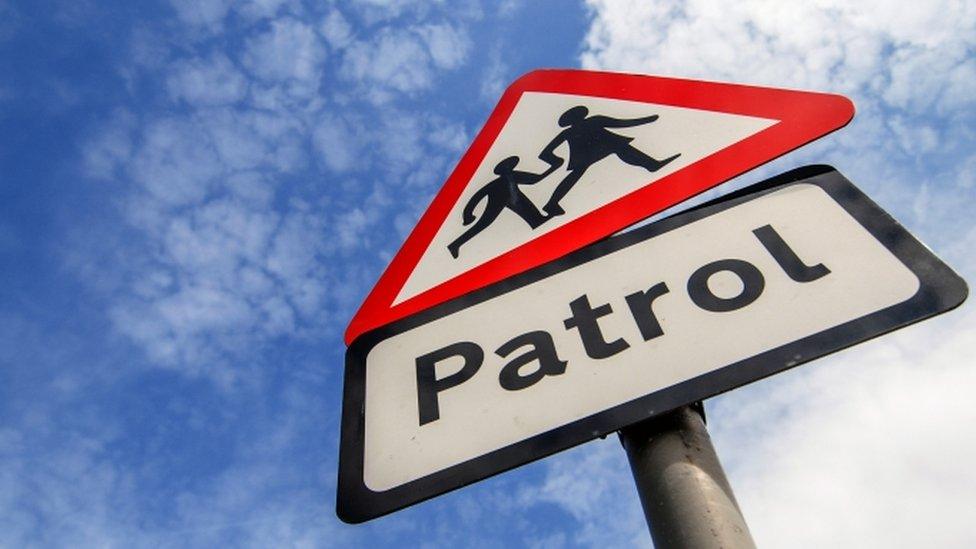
[394,92,776,305]
[337,166,967,523]
[368,183,917,489]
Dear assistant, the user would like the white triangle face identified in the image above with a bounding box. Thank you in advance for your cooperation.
[394,92,777,305]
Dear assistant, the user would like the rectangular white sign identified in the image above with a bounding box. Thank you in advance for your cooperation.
[337,166,967,523]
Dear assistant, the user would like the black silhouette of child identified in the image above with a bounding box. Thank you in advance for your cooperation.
[448,156,554,258]
[538,105,681,215]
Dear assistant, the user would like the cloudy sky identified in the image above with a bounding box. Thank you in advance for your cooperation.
[2,0,974,547]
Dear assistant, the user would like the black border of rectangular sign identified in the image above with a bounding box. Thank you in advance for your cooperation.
[337,165,968,523]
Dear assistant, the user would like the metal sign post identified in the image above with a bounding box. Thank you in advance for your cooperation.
[619,404,755,549]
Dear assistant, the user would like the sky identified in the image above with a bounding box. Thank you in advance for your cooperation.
[0,0,974,547]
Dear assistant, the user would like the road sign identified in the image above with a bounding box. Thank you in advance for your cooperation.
[337,165,967,523]
[345,70,854,344]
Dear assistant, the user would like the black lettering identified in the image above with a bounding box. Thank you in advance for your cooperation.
[496,331,567,391]
[563,294,630,359]
[416,342,484,426]
[687,259,765,312]
[625,282,670,341]
[753,224,830,282]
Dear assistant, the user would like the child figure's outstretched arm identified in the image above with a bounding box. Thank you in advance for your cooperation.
[461,185,491,226]
[512,169,547,186]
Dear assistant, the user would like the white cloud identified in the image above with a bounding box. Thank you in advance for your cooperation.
[479,49,509,104]
[162,198,277,276]
[0,426,138,547]
[342,28,433,95]
[169,0,232,30]
[709,306,976,548]
[426,116,468,153]
[167,53,248,107]
[312,113,363,173]
[955,152,976,189]
[888,116,940,156]
[79,4,486,391]
[129,117,223,207]
[243,18,326,88]
[106,194,334,381]
[580,0,976,108]
[519,440,646,547]
[94,117,451,383]
[421,23,470,69]
[321,9,354,50]
[84,110,135,180]
[339,23,470,101]
[236,0,290,22]
[203,108,307,172]
[497,0,524,17]
[344,0,467,26]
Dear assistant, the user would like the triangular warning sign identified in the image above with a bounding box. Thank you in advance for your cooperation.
[345,69,854,344]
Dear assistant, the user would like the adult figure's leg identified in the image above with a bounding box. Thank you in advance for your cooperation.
[615,147,680,172]
[543,169,584,216]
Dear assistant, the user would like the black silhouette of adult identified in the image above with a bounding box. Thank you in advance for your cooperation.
[538,105,681,215]
[448,156,554,259]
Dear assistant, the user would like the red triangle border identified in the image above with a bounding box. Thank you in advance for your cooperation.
[345,69,854,344]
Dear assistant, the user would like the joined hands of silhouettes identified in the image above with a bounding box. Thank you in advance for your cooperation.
[448,106,681,259]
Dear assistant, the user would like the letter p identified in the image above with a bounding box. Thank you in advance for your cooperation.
[415,342,484,426]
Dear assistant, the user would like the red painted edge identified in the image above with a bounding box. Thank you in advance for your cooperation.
[345,69,855,344]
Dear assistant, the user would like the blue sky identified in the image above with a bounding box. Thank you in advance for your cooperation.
[1,0,974,547]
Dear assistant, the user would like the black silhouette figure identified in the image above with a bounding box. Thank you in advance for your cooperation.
[538,105,681,215]
[447,156,554,259]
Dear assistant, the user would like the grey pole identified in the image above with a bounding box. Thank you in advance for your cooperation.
[618,404,756,549]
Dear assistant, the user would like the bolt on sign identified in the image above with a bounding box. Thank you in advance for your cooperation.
[344,70,855,344]
[337,165,967,523]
